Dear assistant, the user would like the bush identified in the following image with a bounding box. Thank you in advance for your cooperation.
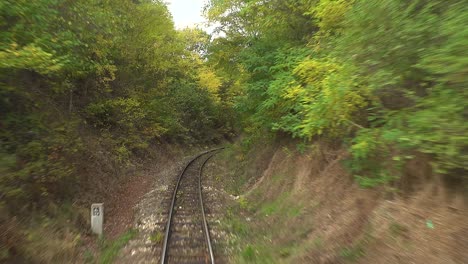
[206,0,468,187]
[338,0,468,183]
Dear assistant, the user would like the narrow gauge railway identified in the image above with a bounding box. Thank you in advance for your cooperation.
[160,149,221,264]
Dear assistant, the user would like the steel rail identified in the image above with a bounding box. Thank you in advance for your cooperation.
[198,153,218,264]
[160,148,223,264]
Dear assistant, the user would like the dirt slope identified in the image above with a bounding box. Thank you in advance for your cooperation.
[212,141,468,263]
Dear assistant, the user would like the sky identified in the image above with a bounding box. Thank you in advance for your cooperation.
[166,0,208,29]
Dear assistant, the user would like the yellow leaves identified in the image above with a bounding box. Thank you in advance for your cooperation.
[281,57,368,138]
[351,140,368,156]
[142,124,168,138]
[197,67,222,102]
[282,84,303,99]
[313,0,353,33]
[0,43,63,74]
[293,58,340,84]
[96,63,117,89]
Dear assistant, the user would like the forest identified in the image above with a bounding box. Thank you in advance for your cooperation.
[1,0,467,262]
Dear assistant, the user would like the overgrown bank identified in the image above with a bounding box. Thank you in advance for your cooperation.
[211,138,467,263]
[202,2,468,261]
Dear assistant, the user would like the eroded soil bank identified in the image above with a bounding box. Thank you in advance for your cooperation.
[207,140,468,263]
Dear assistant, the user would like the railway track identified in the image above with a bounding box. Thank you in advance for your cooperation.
[160,149,222,264]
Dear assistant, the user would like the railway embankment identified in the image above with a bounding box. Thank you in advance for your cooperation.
[207,139,467,263]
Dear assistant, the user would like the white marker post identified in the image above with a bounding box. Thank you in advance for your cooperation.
[91,203,104,236]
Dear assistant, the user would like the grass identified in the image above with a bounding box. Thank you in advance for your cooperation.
[239,244,276,264]
[10,206,85,263]
[258,191,303,219]
[222,190,312,263]
[287,205,302,218]
[216,140,318,263]
[149,230,163,244]
[241,245,256,261]
[217,147,250,195]
[339,229,374,262]
[225,212,249,236]
[83,250,94,263]
[238,196,251,210]
[389,222,409,238]
[259,192,289,216]
[313,236,323,248]
[340,245,366,262]
[98,229,137,264]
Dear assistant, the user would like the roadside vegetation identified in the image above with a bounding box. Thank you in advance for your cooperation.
[0,0,232,261]
[97,229,137,264]
[1,0,467,262]
[205,0,467,188]
[203,0,467,262]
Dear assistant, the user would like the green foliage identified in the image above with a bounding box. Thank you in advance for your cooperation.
[280,58,367,138]
[0,43,64,74]
[0,204,87,263]
[346,128,403,188]
[225,205,250,237]
[312,0,352,34]
[1,0,231,260]
[338,0,468,182]
[238,196,250,210]
[2,0,467,259]
[402,88,468,174]
[149,231,163,244]
[98,229,137,264]
[85,97,168,153]
[206,0,368,140]
[206,0,468,186]
[241,244,256,262]
[0,118,82,211]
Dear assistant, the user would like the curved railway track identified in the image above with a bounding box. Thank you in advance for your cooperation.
[160,149,222,264]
